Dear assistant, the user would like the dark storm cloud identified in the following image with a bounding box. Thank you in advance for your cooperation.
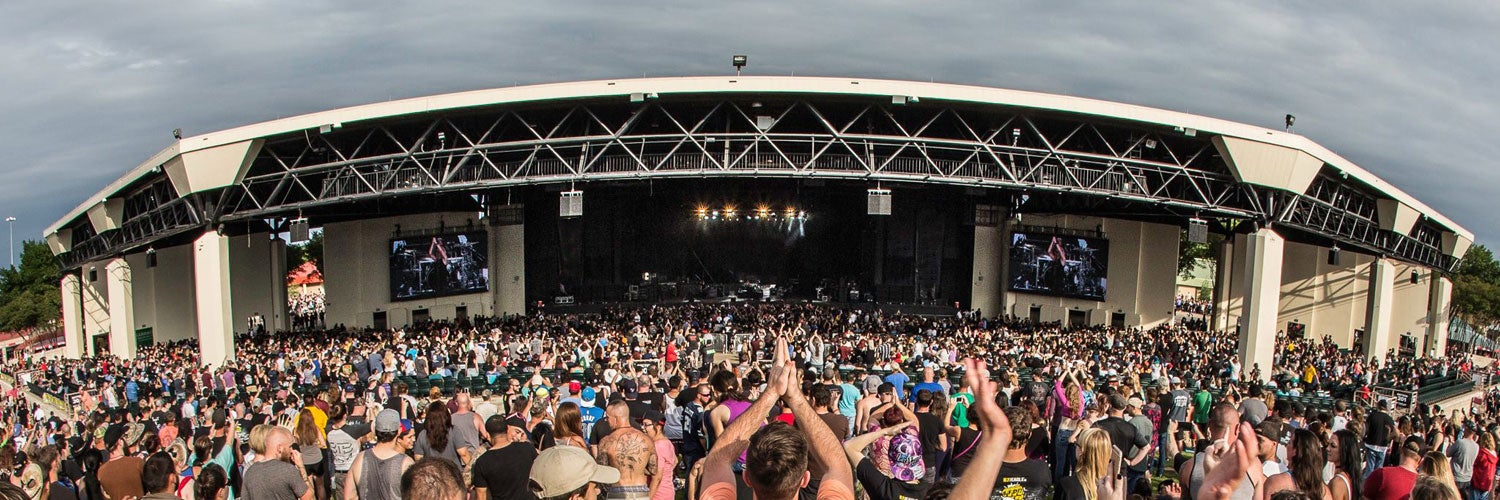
[1,1,1496,264]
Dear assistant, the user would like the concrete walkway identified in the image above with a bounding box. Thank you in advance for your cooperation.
[0,376,73,420]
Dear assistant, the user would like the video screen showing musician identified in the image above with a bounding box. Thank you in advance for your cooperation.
[390,232,490,300]
[1008,232,1109,301]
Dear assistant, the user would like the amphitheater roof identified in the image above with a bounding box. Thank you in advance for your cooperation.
[45,75,1471,246]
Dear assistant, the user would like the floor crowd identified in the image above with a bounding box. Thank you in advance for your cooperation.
[0,302,1494,500]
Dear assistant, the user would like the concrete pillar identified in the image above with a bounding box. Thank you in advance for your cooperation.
[194,232,235,366]
[1212,236,1235,332]
[1238,228,1283,381]
[494,222,526,317]
[970,224,1002,317]
[269,238,289,332]
[105,258,137,359]
[1363,259,1396,363]
[60,274,84,359]
[1426,276,1452,357]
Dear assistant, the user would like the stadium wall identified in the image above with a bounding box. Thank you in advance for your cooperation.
[971,225,1003,317]
[1001,215,1179,328]
[324,212,495,329]
[1221,236,1433,351]
[228,234,279,338]
[80,262,109,352]
[123,244,199,345]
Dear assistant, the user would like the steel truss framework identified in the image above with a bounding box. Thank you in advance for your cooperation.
[56,95,1455,271]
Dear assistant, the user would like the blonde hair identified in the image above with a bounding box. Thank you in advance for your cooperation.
[1419,451,1455,485]
[1410,476,1461,500]
[1074,428,1112,500]
[247,424,275,455]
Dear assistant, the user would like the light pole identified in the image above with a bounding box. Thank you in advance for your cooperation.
[4,217,14,269]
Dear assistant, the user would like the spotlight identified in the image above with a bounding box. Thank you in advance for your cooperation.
[1411,270,1421,285]
[1284,114,1296,132]
[1328,246,1340,266]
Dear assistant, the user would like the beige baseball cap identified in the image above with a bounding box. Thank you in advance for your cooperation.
[530,446,621,497]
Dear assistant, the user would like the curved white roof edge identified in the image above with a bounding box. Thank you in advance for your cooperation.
[45,75,1472,241]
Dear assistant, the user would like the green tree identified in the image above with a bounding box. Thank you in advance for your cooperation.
[1178,231,1223,279]
[0,240,63,331]
[303,230,323,270]
[1450,244,1500,329]
[284,229,324,273]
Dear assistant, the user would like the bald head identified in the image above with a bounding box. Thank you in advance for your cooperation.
[261,426,293,461]
[454,393,472,411]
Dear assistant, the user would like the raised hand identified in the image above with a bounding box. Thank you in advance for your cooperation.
[963,358,1012,447]
[1161,482,1182,500]
[773,336,790,368]
[1199,422,1258,500]
[782,365,807,405]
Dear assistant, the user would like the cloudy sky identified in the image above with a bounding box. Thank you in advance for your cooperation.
[2,1,1497,264]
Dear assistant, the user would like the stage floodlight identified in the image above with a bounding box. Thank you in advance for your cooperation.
[1328,246,1340,266]
[1187,218,1208,244]
[146,248,157,268]
[867,188,892,215]
[1285,114,1296,132]
[1411,270,1421,285]
[732,54,748,75]
[560,190,583,218]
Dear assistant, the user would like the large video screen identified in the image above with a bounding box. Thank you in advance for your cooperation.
[390,232,489,301]
[1007,232,1109,301]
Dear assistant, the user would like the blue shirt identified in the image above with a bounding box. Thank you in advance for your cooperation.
[837,383,861,420]
[580,406,605,442]
[884,372,910,401]
[911,382,945,401]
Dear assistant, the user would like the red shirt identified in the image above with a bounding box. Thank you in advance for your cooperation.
[665,343,678,363]
[1363,465,1417,500]
[1474,449,1497,491]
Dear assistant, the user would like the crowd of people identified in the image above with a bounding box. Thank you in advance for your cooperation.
[289,292,327,332]
[1174,296,1214,317]
[0,302,1495,500]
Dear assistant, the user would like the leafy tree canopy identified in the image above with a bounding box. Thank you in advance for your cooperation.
[0,240,63,331]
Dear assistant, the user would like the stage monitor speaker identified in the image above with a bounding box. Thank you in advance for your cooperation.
[1187,218,1208,244]
[289,218,310,243]
[560,190,583,218]
[867,188,892,215]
